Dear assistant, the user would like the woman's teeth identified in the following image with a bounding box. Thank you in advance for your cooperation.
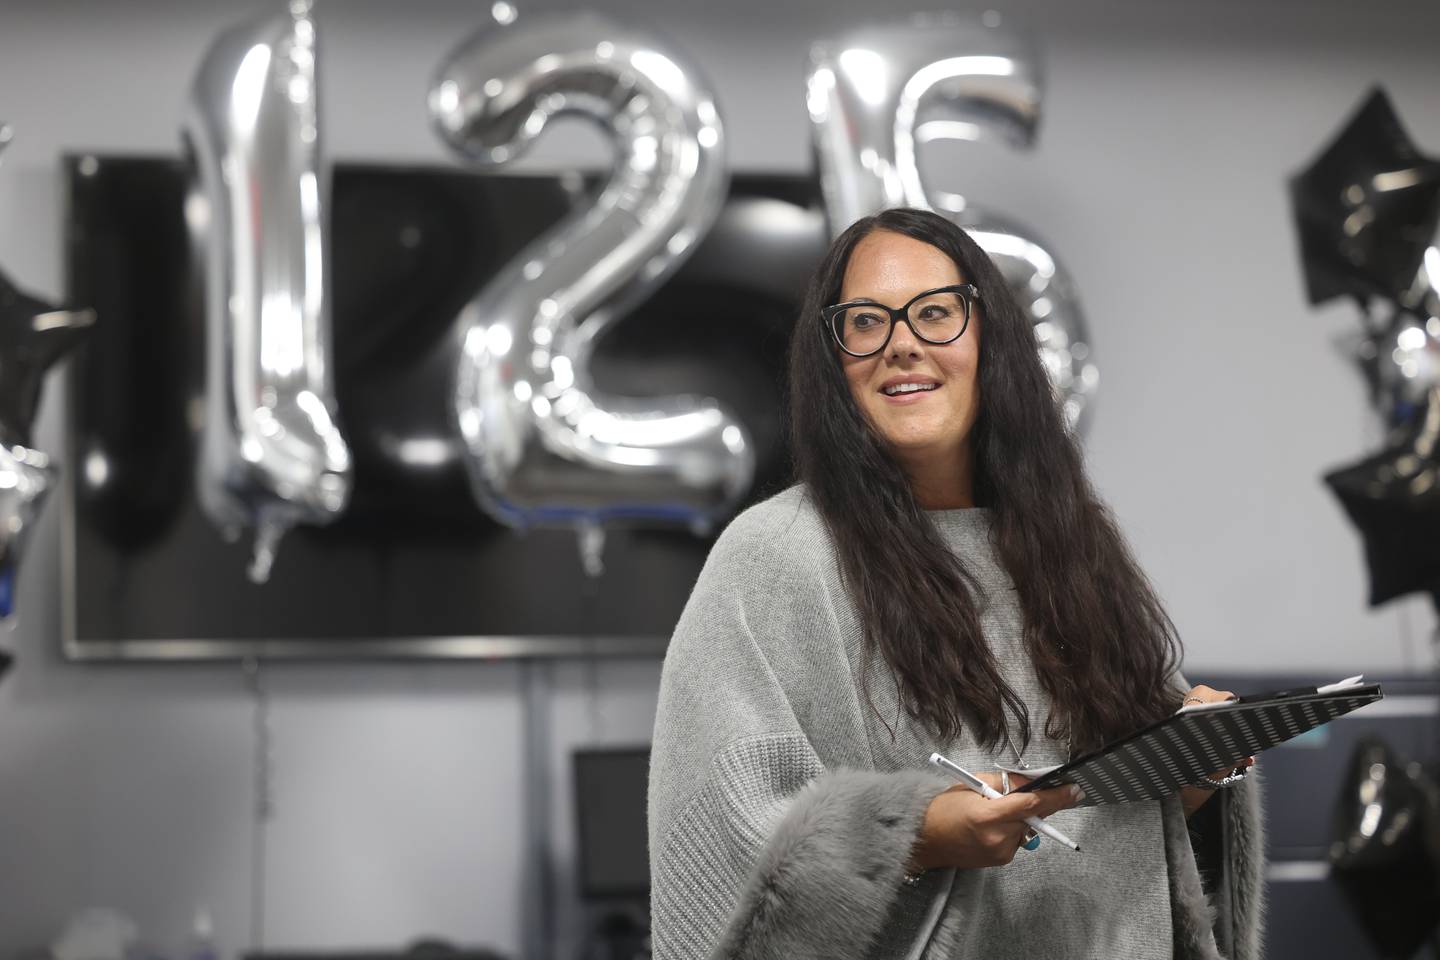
[882,383,938,396]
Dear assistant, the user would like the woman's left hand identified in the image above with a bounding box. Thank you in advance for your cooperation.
[1178,684,1256,818]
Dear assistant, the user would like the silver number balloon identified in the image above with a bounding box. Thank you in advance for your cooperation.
[0,127,97,620]
[1351,300,1440,429]
[0,124,41,622]
[0,445,51,619]
[429,10,752,553]
[807,15,1099,431]
[185,0,351,583]
[1405,227,1440,321]
[1376,225,1440,423]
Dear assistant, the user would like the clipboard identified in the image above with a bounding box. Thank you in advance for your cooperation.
[1014,677,1384,806]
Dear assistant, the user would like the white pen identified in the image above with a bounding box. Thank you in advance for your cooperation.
[929,752,1082,853]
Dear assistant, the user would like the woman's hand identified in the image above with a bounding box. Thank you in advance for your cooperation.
[909,771,1083,871]
[1178,683,1257,818]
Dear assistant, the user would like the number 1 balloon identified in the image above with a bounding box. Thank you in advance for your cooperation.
[806,15,1098,432]
[184,0,352,583]
[429,9,753,549]
[0,125,97,624]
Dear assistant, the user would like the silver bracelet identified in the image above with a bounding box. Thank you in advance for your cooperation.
[1198,766,1249,789]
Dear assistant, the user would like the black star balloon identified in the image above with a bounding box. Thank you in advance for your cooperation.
[1324,388,1440,605]
[1290,87,1440,307]
[0,267,95,447]
[1329,737,1440,958]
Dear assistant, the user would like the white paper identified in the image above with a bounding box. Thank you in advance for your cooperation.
[1316,674,1365,694]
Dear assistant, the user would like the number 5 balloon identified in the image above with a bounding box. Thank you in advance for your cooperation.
[184,0,352,583]
[807,15,1099,432]
[429,9,753,545]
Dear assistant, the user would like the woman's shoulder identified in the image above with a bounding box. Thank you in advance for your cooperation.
[678,485,844,658]
[688,485,841,606]
[709,483,830,568]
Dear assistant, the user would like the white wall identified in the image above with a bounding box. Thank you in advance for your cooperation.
[2,0,1439,954]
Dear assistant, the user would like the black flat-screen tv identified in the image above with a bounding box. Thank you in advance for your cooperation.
[62,155,825,659]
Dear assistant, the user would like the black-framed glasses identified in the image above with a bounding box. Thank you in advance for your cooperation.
[821,283,980,358]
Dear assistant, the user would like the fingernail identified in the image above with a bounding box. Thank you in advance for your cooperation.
[1069,785,1084,801]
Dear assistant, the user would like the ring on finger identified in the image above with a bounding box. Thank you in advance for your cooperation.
[1021,829,1040,851]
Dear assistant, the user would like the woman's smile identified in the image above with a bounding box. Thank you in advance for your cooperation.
[879,375,943,402]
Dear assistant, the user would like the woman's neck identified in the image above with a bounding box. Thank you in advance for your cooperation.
[899,443,976,509]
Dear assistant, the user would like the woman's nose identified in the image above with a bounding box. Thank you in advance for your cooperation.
[887,318,923,358]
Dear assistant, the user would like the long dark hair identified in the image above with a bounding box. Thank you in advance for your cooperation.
[788,208,1182,753]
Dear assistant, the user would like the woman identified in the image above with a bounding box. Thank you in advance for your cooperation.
[648,209,1263,960]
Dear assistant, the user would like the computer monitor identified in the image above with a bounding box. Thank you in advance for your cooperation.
[574,747,651,900]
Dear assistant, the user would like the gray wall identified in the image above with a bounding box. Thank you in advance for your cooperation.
[2,0,1438,954]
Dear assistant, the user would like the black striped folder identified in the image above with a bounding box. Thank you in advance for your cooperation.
[1015,680,1384,806]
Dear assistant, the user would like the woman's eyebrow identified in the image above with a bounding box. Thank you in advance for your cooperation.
[841,286,950,308]
[839,291,900,306]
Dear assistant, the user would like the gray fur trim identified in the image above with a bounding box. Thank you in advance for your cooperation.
[1224,769,1268,960]
[1164,795,1223,960]
[712,769,951,960]
[1163,769,1268,960]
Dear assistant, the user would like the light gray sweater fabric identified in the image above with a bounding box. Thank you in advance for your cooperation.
[648,485,1265,960]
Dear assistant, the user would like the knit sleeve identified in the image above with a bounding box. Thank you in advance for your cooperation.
[647,502,953,960]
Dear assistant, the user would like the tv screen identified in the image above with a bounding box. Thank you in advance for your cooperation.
[63,156,824,659]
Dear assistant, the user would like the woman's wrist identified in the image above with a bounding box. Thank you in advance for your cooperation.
[907,788,950,873]
[1197,765,1250,789]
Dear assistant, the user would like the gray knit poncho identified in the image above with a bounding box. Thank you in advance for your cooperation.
[648,485,1265,960]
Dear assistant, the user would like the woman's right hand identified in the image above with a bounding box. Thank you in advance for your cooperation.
[908,772,1084,870]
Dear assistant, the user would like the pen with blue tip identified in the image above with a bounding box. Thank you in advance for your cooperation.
[929,752,1083,852]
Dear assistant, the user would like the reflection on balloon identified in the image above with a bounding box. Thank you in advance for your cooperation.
[806,15,1098,431]
[184,0,352,583]
[429,9,752,564]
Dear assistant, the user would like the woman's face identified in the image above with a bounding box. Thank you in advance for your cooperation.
[837,229,982,468]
